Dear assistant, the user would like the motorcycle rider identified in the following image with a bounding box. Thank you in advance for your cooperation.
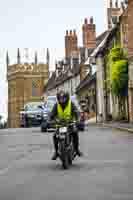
[50,90,83,160]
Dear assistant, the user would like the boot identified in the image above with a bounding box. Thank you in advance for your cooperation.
[76,149,83,157]
[51,152,58,160]
[73,132,83,157]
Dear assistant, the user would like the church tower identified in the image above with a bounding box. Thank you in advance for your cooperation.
[7,49,49,128]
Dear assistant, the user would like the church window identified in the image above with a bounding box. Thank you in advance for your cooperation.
[32,80,40,96]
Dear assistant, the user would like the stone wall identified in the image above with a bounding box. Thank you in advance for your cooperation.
[7,63,49,128]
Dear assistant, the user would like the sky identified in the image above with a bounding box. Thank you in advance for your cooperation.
[0,0,109,119]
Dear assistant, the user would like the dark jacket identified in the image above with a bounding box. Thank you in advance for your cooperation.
[50,100,79,121]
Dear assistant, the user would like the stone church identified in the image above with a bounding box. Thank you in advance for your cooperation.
[7,49,49,128]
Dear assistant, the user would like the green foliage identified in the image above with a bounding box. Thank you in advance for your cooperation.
[109,46,128,97]
[110,46,123,61]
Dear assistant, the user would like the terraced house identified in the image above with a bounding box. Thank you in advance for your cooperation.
[85,0,129,122]
[44,18,108,103]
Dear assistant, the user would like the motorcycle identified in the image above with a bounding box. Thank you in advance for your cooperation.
[54,120,77,169]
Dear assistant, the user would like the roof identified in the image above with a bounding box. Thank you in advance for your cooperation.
[94,26,118,57]
[55,68,73,87]
[96,31,109,46]
[84,27,119,65]
[45,30,110,92]
[76,73,96,93]
[44,72,56,91]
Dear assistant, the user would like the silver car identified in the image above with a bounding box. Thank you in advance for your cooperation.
[20,101,44,127]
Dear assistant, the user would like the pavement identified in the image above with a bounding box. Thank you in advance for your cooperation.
[0,126,132,200]
[86,117,133,133]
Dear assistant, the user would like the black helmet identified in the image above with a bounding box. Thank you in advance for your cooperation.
[57,90,69,105]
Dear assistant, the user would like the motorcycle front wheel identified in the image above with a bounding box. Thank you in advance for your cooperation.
[60,141,69,170]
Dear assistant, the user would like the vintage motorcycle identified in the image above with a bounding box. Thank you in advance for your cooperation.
[54,120,77,169]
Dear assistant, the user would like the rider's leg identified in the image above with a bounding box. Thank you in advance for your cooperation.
[51,134,58,160]
[73,131,83,156]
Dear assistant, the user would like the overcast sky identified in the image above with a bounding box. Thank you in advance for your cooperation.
[0,0,109,119]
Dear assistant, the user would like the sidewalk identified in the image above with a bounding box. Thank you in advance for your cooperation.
[86,117,133,133]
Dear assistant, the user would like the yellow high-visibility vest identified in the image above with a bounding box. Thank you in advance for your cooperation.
[57,100,72,120]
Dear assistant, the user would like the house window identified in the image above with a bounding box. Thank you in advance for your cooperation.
[32,80,40,97]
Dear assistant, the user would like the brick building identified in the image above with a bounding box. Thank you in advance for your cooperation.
[44,17,102,96]
[7,49,49,128]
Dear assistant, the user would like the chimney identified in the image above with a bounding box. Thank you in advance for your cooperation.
[65,30,70,59]
[82,17,96,49]
[110,0,113,8]
[115,0,118,8]
[121,2,125,11]
[107,0,122,30]
[65,29,78,59]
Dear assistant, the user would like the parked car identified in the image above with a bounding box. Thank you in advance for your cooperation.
[41,95,85,132]
[41,99,56,132]
[20,101,44,127]
[47,95,57,102]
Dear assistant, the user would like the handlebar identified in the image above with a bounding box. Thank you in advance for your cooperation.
[50,119,77,127]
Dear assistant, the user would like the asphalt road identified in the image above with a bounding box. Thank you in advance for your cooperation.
[0,125,132,200]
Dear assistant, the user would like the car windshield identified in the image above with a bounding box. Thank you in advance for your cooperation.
[24,102,43,111]
[47,96,56,102]
[45,101,55,111]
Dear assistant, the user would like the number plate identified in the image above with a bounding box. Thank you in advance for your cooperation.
[59,127,67,133]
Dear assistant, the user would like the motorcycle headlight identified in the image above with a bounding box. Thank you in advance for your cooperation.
[59,127,67,133]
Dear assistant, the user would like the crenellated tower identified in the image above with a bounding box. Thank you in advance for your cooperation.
[7,49,49,128]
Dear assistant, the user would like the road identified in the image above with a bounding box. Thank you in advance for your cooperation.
[0,125,132,200]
